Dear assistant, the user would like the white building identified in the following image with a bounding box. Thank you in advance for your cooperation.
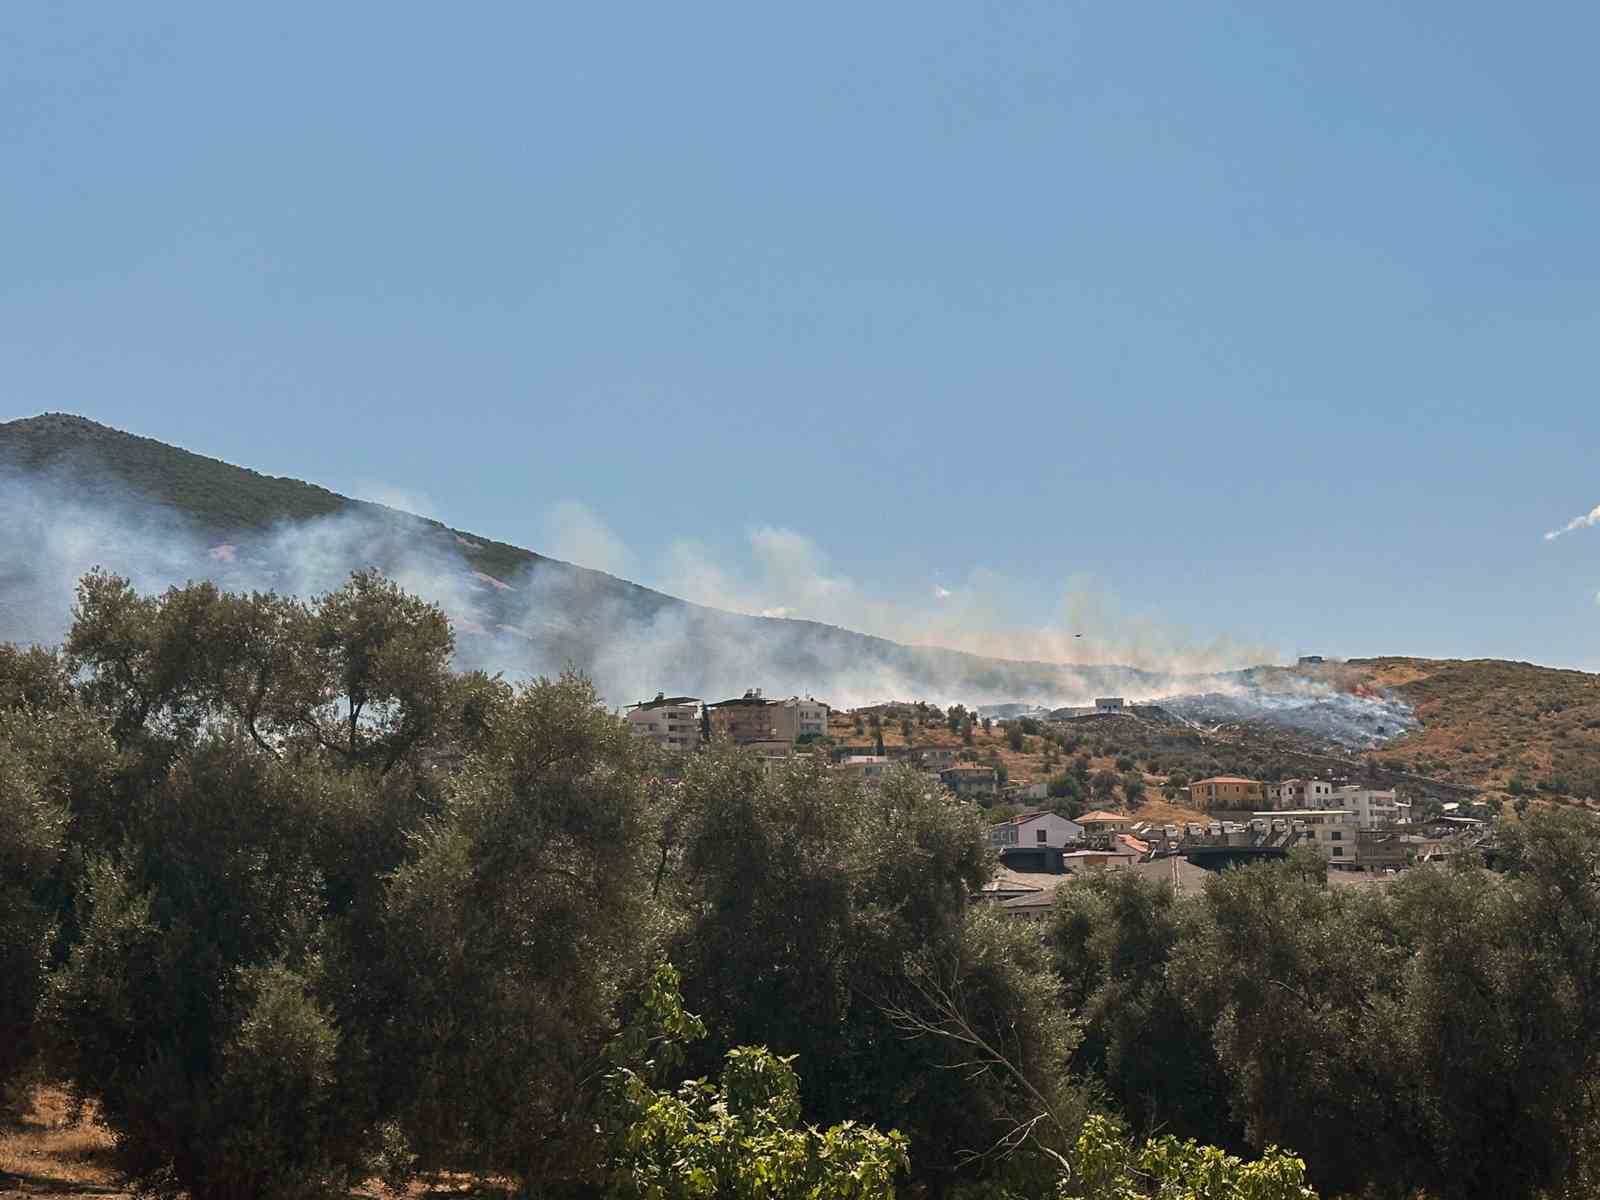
[1267,778,1337,810]
[989,810,1083,850]
[1256,809,1356,865]
[1332,786,1410,829]
[778,696,831,740]
[625,694,701,751]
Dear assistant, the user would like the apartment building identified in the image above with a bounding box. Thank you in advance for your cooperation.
[1333,786,1410,829]
[1267,778,1337,810]
[1187,776,1268,809]
[707,689,785,744]
[625,694,702,752]
[1256,809,1356,864]
[777,696,830,740]
[707,690,831,746]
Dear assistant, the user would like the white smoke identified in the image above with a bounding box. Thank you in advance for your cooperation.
[0,455,1406,734]
[1545,503,1600,541]
[545,501,629,578]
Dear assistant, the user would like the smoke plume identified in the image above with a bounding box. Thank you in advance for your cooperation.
[1545,503,1600,541]
[0,453,1406,738]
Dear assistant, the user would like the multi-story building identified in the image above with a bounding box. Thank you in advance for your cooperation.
[1267,778,1337,810]
[1256,809,1357,865]
[625,694,702,752]
[707,690,831,746]
[1187,776,1268,809]
[776,696,830,740]
[1332,786,1410,829]
[707,689,785,744]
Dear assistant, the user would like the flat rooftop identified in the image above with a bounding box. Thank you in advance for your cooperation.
[1253,809,1353,817]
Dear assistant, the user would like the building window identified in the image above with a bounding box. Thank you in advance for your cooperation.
[1332,847,1344,857]
[1037,829,1048,844]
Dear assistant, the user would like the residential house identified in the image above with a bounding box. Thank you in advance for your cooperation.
[1187,776,1268,809]
[836,755,891,788]
[917,746,959,771]
[1077,809,1134,836]
[625,694,702,752]
[980,868,1071,922]
[778,696,830,740]
[940,765,998,799]
[989,810,1083,850]
[1267,778,1336,810]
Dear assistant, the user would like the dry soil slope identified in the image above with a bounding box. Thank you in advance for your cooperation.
[1352,657,1600,800]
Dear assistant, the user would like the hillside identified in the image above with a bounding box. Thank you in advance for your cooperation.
[0,413,1175,708]
[6,413,1600,807]
[1352,657,1600,800]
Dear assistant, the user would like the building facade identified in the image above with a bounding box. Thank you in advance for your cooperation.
[837,755,891,787]
[1077,809,1134,836]
[1256,809,1356,864]
[1267,778,1337,810]
[625,694,702,752]
[1188,776,1268,809]
[1332,786,1409,828]
[940,765,999,799]
[708,690,785,744]
[989,810,1083,849]
[776,696,830,740]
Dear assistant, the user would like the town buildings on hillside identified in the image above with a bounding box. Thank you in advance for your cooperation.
[706,689,831,746]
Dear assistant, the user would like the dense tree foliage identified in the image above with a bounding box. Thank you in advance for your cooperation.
[12,569,1600,1199]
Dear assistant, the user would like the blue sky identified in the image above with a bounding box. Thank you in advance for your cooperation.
[4,3,1598,670]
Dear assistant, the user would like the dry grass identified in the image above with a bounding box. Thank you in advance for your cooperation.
[1351,657,1600,799]
[0,1086,123,1197]
[0,1088,513,1199]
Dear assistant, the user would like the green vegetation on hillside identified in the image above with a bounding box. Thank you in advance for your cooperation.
[1355,656,1600,801]
[0,412,543,583]
[6,570,1600,1198]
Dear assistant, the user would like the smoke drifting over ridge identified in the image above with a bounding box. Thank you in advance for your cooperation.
[0,443,1406,744]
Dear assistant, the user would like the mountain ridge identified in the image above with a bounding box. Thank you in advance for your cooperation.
[0,412,1179,705]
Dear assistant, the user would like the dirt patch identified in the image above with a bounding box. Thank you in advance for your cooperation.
[0,1087,123,1198]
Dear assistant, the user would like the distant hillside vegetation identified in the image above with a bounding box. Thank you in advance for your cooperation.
[0,412,542,584]
[0,413,1171,707]
[1353,657,1600,801]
